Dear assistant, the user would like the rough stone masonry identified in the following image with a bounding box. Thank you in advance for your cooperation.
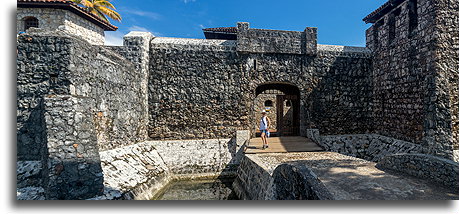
[16,0,458,199]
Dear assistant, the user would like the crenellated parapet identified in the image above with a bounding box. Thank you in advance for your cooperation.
[236,22,317,56]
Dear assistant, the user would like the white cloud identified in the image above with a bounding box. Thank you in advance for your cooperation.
[123,9,161,20]
[152,32,163,37]
[127,26,162,37]
[104,31,124,46]
[128,25,149,32]
[182,0,196,3]
[104,26,163,45]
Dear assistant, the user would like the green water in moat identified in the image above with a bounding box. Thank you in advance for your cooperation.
[153,179,239,200]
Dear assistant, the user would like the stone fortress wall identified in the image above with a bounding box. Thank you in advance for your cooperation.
[17,8,105,45]
[17,30,149,199]
[147,22,373,141]
[366,0,458,158]
[434,0,459,159]
[16,0,458,200]
[147,37,246,140]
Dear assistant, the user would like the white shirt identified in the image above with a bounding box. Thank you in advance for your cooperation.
[260,116,268,130]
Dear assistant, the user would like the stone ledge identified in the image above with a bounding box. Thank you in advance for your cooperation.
[317,44,372,58]
[306,129,424,162]
[151,37,236,47]
[317,44,371,53]
[273,163,334,200]
[376,153,459,189]
[235,152,459,200]
[96,135,246,200]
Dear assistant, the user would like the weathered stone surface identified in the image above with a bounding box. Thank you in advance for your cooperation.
[17,187,46,200]
[232,154,275,200]
[148,34,373,141]
[376,153,459,189]
[17,31,151,199]
[17,31,71,162]
[307,129,425,162]
[367,0,458,159]
[17,8,105,45]
[149,138,240,175]
[17,161,42,188]
[43,95,104,200]
[236,22,317,55]
[235,152,459,200]
[148,37,246,140]
[98,142,170,200]
[435,0,459,153]
[273,163,334,200]
[96,131,247,200]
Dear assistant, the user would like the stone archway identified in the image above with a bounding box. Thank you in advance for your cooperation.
[253,83,301,137]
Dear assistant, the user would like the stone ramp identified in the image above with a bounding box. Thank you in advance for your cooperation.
[237,152,459,200]
[245,137,324,154]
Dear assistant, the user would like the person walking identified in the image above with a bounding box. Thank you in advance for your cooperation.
[260,110,271,149]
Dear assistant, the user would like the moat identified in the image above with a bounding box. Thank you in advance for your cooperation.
[153,179,239,200]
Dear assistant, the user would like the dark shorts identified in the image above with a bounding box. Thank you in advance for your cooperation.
[260,129,269,134]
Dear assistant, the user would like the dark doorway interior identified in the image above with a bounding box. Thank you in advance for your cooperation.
[255,83,300,137]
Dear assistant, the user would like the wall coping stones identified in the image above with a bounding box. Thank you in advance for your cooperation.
[307,129,425,162]
[124,31,155,38]
[376,153,459,189]
[317,44,371,54]
[151,37,236,48]
[317,44,372,58]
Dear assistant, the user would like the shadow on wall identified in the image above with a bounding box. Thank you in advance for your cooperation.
[44,159,104,200]
[17,99,47,161]
[273,163,333,200]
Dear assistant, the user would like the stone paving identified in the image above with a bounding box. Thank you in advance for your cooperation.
[250,152,459,200]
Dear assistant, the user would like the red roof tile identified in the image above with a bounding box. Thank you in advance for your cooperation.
[17,0,118,31]
[363,0,404,24]
[18,0,70,3]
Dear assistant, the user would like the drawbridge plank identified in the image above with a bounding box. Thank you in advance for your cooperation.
[244,136,324,154]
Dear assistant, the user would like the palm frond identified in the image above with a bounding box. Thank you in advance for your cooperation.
[71,0,121,23]
[91,9,109,22]
[94,0,116,9]
[96,6,122,21]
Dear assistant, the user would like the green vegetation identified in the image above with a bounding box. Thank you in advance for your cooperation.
[71,0,122,23]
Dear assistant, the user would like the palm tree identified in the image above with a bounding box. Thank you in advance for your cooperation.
[71,0,122,23]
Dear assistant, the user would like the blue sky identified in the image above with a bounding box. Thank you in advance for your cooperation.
[104,0,387,46]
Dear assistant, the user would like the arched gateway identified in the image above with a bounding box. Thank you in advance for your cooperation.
[254,83,301,137]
